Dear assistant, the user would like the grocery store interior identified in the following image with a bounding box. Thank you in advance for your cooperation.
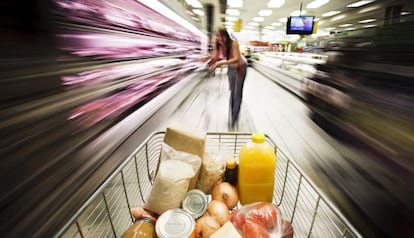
[1,0,413,237]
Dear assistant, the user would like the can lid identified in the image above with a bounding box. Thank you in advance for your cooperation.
[156,208,195,238]
[226,157,237,169]
[182,189,208,219]
[252,132,265,143]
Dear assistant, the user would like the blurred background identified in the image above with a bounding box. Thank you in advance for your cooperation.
[0,0,413,237]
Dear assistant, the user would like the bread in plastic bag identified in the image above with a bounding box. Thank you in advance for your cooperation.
[230,202,283,238]
[144,143,202,215]
[196,152,226,194]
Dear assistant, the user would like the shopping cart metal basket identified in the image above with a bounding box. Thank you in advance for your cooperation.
[56,132,362,238]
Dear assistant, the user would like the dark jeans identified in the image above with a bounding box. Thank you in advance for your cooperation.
[228,63,248,124]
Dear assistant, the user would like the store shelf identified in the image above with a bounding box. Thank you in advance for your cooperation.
[251,52,327,98]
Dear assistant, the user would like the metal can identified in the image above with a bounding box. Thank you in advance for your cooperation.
[181,189,208,219]
[155,208,195,238]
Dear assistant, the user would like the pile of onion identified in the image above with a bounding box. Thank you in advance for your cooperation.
[195,182,239,237]
[211,182,239,209]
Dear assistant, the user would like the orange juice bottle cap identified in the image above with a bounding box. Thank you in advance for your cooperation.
[252,133,265,143]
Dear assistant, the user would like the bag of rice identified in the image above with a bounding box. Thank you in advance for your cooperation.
[144,143,202,215]
[196,152,226,194]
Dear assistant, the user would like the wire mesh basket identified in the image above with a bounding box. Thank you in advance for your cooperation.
[56,131,362,238]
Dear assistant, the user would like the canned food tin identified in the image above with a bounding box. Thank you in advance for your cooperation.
[182,189,208,219]
[156,208,195,238]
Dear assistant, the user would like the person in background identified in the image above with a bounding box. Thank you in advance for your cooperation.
[209,28,248,126]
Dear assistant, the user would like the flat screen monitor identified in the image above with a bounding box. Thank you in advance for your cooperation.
[286,16,315,35]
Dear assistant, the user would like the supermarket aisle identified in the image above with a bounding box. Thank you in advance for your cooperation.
[163,69,257,132]
[165,67,345,185]
[163,67,406,237]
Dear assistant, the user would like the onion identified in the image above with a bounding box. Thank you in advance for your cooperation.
[211,182,239,209]
[207,200,230,226]
[195,214,221,238]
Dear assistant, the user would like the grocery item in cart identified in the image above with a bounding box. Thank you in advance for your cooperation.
[121,216,157,238]
[164,123,207,190]
[182,189,209,219]
[238,133,276,204]
[224,157,239,187]
[156,208,196,238]
[210,221,241,238]
[144,143,202,215]
[230,202,283,238]
[195,152,226,194]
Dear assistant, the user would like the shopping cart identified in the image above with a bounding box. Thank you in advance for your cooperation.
[56,132,362,238]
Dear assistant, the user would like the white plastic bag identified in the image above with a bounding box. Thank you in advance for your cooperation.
[144,143,202,215]
[230,202,284,238]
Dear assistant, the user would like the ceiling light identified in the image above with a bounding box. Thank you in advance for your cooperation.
[140,0,205,39]
[279,17,288,22]
[347,0,375,8]
[345,27,356,31]
[265,26,275,29]
[322,11,340,17]
[306,0,329,9]
[357,5,379,13]
[245,26,255,29]
[331,14,346,21]
[253,17,265,22]
[339,23,353,27]
[258,9,273,16]
[358,18,376,23]
[267,0,285,8]
[227,0,243,8]
[363,24,377,28]
[318,20,324,25]
[401,11,411,15]
[226,9,240,16]
[185,0,202,8]
[193,9,204,16]
[271,22,282,26]
[324,27,336,31]
[226,16,238,21]
[291,10,306,16]
[248,22,260,26]
[225,21,234,26]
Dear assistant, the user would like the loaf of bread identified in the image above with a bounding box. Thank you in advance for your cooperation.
[163,122,206,190]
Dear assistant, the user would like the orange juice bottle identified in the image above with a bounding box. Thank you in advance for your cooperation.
[238,133,276,204]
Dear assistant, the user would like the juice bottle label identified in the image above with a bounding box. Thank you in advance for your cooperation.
[238,136,276,205]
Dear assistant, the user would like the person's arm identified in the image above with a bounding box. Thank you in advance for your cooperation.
[215,41,241,67]
[208,44,219,66]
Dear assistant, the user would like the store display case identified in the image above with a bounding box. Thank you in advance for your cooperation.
[251,51,328,97]
[0,1,208,237]
[301,21,414,237]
